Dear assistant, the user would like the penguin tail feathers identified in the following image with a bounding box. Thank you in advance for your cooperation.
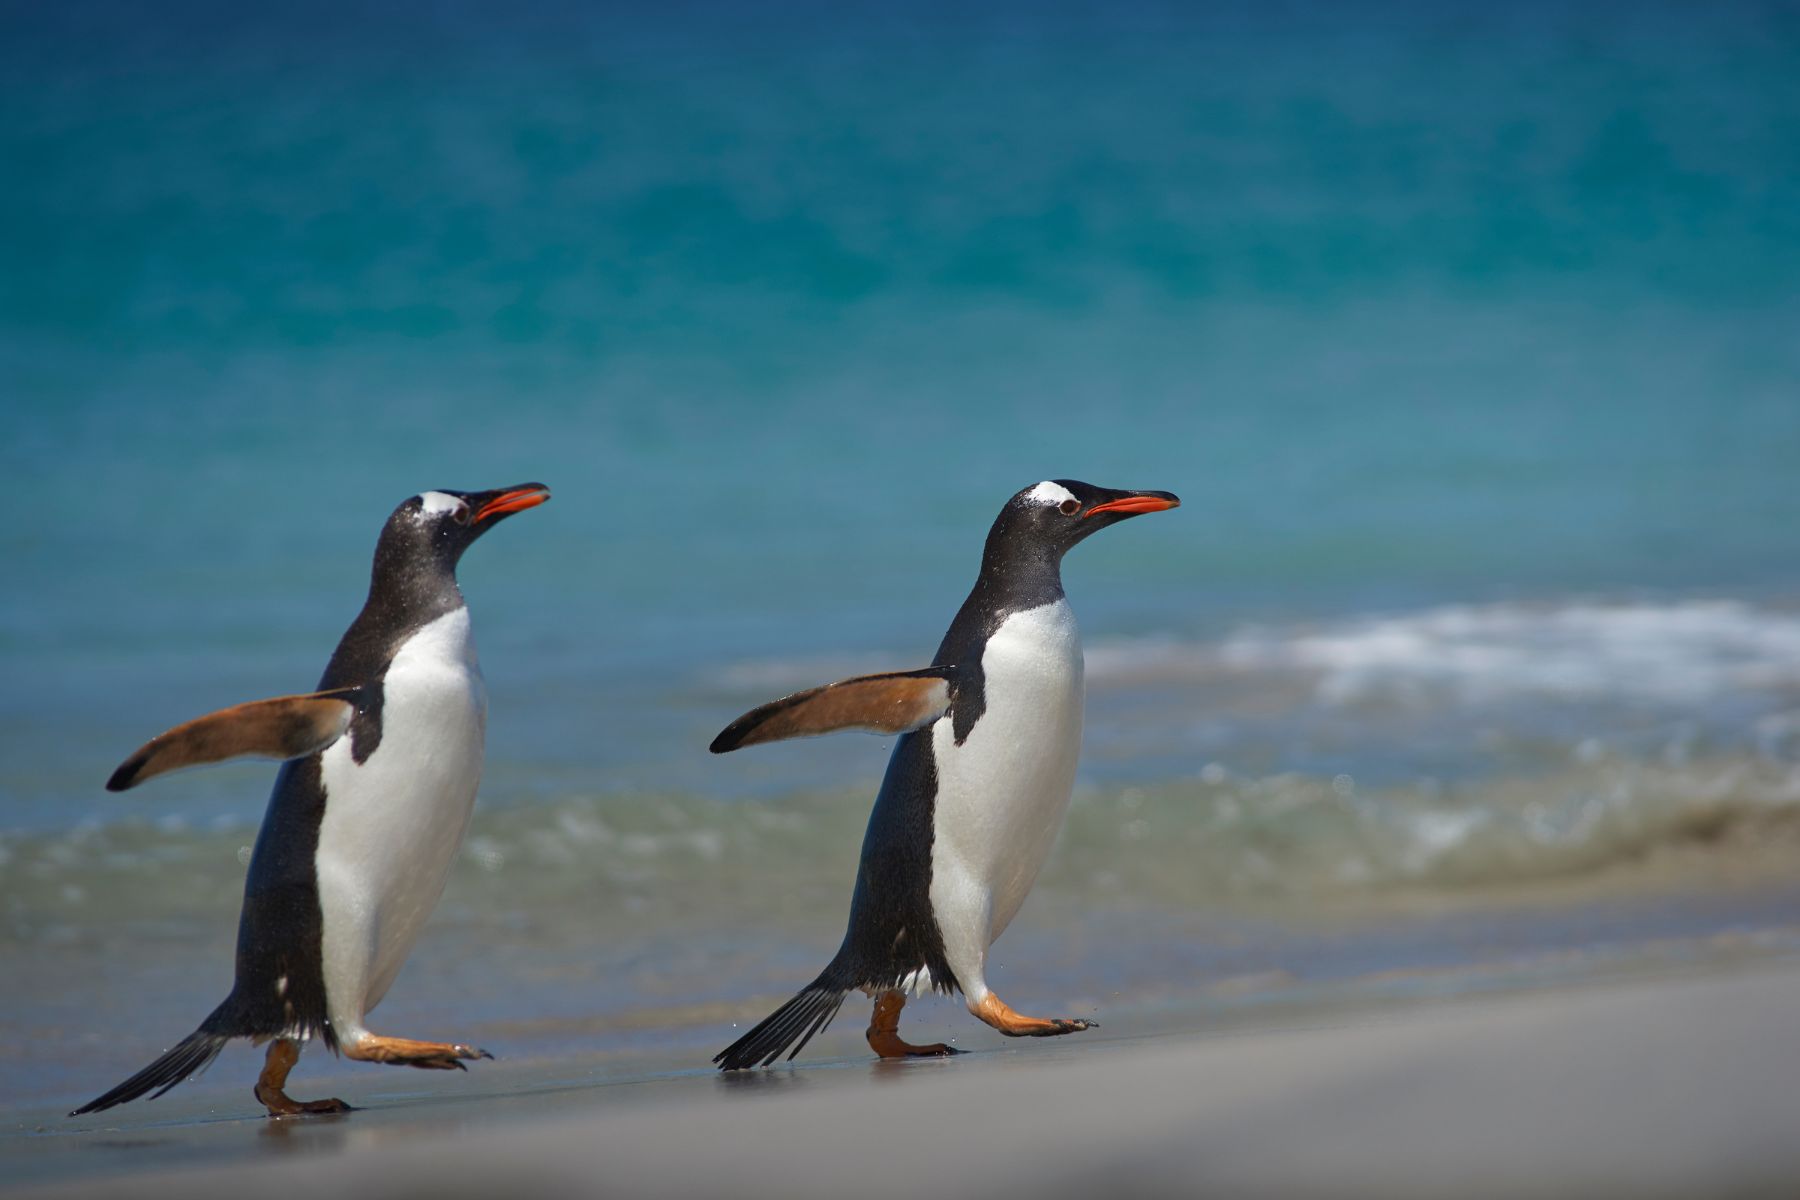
[69,1025,232,1117]
[713,975,849,1071]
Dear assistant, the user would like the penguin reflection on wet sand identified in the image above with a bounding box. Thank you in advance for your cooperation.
[711,480,1180,1069]
[71,484,550,1118]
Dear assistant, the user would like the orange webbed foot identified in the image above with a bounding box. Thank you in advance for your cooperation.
[254,1038,355,1118]
[866,990,963,1059]
[344,1035,494,1070]
[972,994,1098,1038]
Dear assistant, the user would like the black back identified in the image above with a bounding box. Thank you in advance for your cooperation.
[72,485,550,1111]
[826,479,1178,994]
[218,486,541,1045]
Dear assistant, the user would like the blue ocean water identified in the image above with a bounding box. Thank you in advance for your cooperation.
[3,0,1800,1112]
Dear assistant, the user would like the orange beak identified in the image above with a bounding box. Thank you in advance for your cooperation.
[474,484,552,523]
[1083,493,1180,518]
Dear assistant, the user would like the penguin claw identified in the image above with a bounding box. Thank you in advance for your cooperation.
[434,1044,491,1069]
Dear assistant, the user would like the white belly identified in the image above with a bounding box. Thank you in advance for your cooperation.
[315,607,486,1029]
[928,599,1083,979]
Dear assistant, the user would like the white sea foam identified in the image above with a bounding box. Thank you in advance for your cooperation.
[1085,600,1800,706]
[716,600,1800,716]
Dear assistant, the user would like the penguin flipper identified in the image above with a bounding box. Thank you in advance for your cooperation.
[107,686,366,791]
[710,667,956,753]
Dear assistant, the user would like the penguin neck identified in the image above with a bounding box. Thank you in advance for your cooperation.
[937,533,1067,665]
[321,554,466,689]
[362,556,465,632]
[974,531,1067,612]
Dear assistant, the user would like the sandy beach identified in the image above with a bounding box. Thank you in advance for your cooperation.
[10,960,1798,1200]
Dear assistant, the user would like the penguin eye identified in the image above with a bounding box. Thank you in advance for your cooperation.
[1058,498,1080,516]
[451,503,472,526]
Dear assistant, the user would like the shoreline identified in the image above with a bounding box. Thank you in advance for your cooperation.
[12,957,1800,1199]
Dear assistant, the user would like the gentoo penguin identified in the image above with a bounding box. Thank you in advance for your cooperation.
[70,483,550,1118]
[711,479,1178,1069]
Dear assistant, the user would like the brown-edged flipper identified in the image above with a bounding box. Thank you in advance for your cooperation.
[106,686,367,792]
[709,668,957,754]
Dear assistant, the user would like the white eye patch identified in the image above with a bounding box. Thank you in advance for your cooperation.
[1024,481,1077,507]
[414,489,468,521]
[417,491,464,516]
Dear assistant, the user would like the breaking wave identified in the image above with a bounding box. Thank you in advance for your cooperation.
[9,756,1800,955]
[12,598,1800,955]
[1053,756,1800,903]
[1090,598,1800,706]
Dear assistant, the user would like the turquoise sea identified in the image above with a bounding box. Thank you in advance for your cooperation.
[4,1,1800,1116]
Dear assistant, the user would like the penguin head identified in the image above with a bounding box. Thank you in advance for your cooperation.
[992,479,1181,559]
[375,482,552,580]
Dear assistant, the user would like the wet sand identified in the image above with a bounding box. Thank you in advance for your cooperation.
[9,960,1798,1200]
